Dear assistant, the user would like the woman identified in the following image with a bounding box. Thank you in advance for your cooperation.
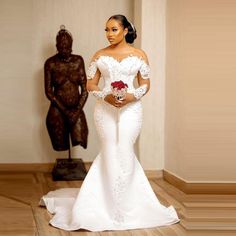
[40,14,179,231]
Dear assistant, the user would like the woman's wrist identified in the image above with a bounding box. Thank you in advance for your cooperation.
[126,93,136,102]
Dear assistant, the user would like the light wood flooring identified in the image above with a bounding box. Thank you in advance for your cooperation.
[0,171,235,236]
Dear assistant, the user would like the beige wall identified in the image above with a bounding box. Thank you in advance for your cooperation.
[2,0,234,183]
[165,0,236,182]
[0,0,133,163]
[134,0,166,170]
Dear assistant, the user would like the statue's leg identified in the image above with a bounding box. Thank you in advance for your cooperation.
[46,105,70,151]
[70,110,88,149]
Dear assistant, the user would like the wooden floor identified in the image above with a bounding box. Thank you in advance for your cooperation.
[0,172,235,236]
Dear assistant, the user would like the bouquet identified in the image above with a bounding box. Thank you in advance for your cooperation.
[111,80,128,101]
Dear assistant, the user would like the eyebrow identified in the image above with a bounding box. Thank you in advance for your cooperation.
[105,26,118,29]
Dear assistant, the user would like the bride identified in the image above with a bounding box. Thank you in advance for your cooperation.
[40,14,179,231]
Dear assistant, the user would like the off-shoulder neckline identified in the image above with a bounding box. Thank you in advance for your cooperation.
[92,54,149,65]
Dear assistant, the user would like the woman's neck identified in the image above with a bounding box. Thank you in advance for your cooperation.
[109,39,129,50]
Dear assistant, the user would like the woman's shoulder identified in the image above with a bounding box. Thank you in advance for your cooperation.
[132,47,149,64]
[90,47,110,61]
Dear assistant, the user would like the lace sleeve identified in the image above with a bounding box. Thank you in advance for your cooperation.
[87,60,97,80]
[89,88,111,100]
[139,59,150,79]
[133,84,148,100]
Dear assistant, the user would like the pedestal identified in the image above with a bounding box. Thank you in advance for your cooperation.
[52,158,87,181]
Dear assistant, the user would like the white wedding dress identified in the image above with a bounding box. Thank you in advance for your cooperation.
[40,55,179,231]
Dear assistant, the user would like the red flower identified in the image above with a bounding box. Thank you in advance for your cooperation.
[111,80,128,90]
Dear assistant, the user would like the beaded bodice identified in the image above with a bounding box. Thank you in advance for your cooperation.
[87,55,150,93]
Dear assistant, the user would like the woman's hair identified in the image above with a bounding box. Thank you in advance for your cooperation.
[108,14,137,44]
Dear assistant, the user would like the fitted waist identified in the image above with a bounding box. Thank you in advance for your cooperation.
[96,98,141,108]
[102,86,135,94]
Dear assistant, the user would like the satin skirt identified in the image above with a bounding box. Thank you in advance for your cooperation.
[40,100,179,231]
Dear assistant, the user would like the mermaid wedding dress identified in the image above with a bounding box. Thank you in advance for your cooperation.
[40,55,179,231]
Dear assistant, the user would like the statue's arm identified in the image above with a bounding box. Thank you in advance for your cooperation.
[44,60,67,114]
[77,57,88,110]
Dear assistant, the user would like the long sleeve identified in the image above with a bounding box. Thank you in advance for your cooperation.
[139,59,150,80]
[87,60,111,99]
[133,59,150,100]
[87,60,98,80]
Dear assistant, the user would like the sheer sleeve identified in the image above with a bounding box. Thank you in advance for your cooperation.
[139,59,150,79]
[133,57,150,100]
[87,57,111,100]
[87,60,98,80]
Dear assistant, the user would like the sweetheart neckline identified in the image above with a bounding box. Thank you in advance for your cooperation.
[95,54,148,65]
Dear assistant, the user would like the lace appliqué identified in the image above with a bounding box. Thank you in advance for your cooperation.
[112,176,126,225]
[133,84,148,100]
[139,60,150,79]
[89,88,111,100]
[87,61,97,80]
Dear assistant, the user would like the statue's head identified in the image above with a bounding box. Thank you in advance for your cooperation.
[56,25,73,58]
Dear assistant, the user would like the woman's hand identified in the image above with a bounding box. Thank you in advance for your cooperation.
[104,93,136,108]
[104,94,119,107]
[120,93,136,107]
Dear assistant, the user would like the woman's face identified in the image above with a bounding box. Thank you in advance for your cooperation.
[105,19,128,45]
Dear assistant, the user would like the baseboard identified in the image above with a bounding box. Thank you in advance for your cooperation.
[0,162,92,172]
[0,163,54,172]
[163,170,236,195]
[145,170,163,179]
[0,163,163,179]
